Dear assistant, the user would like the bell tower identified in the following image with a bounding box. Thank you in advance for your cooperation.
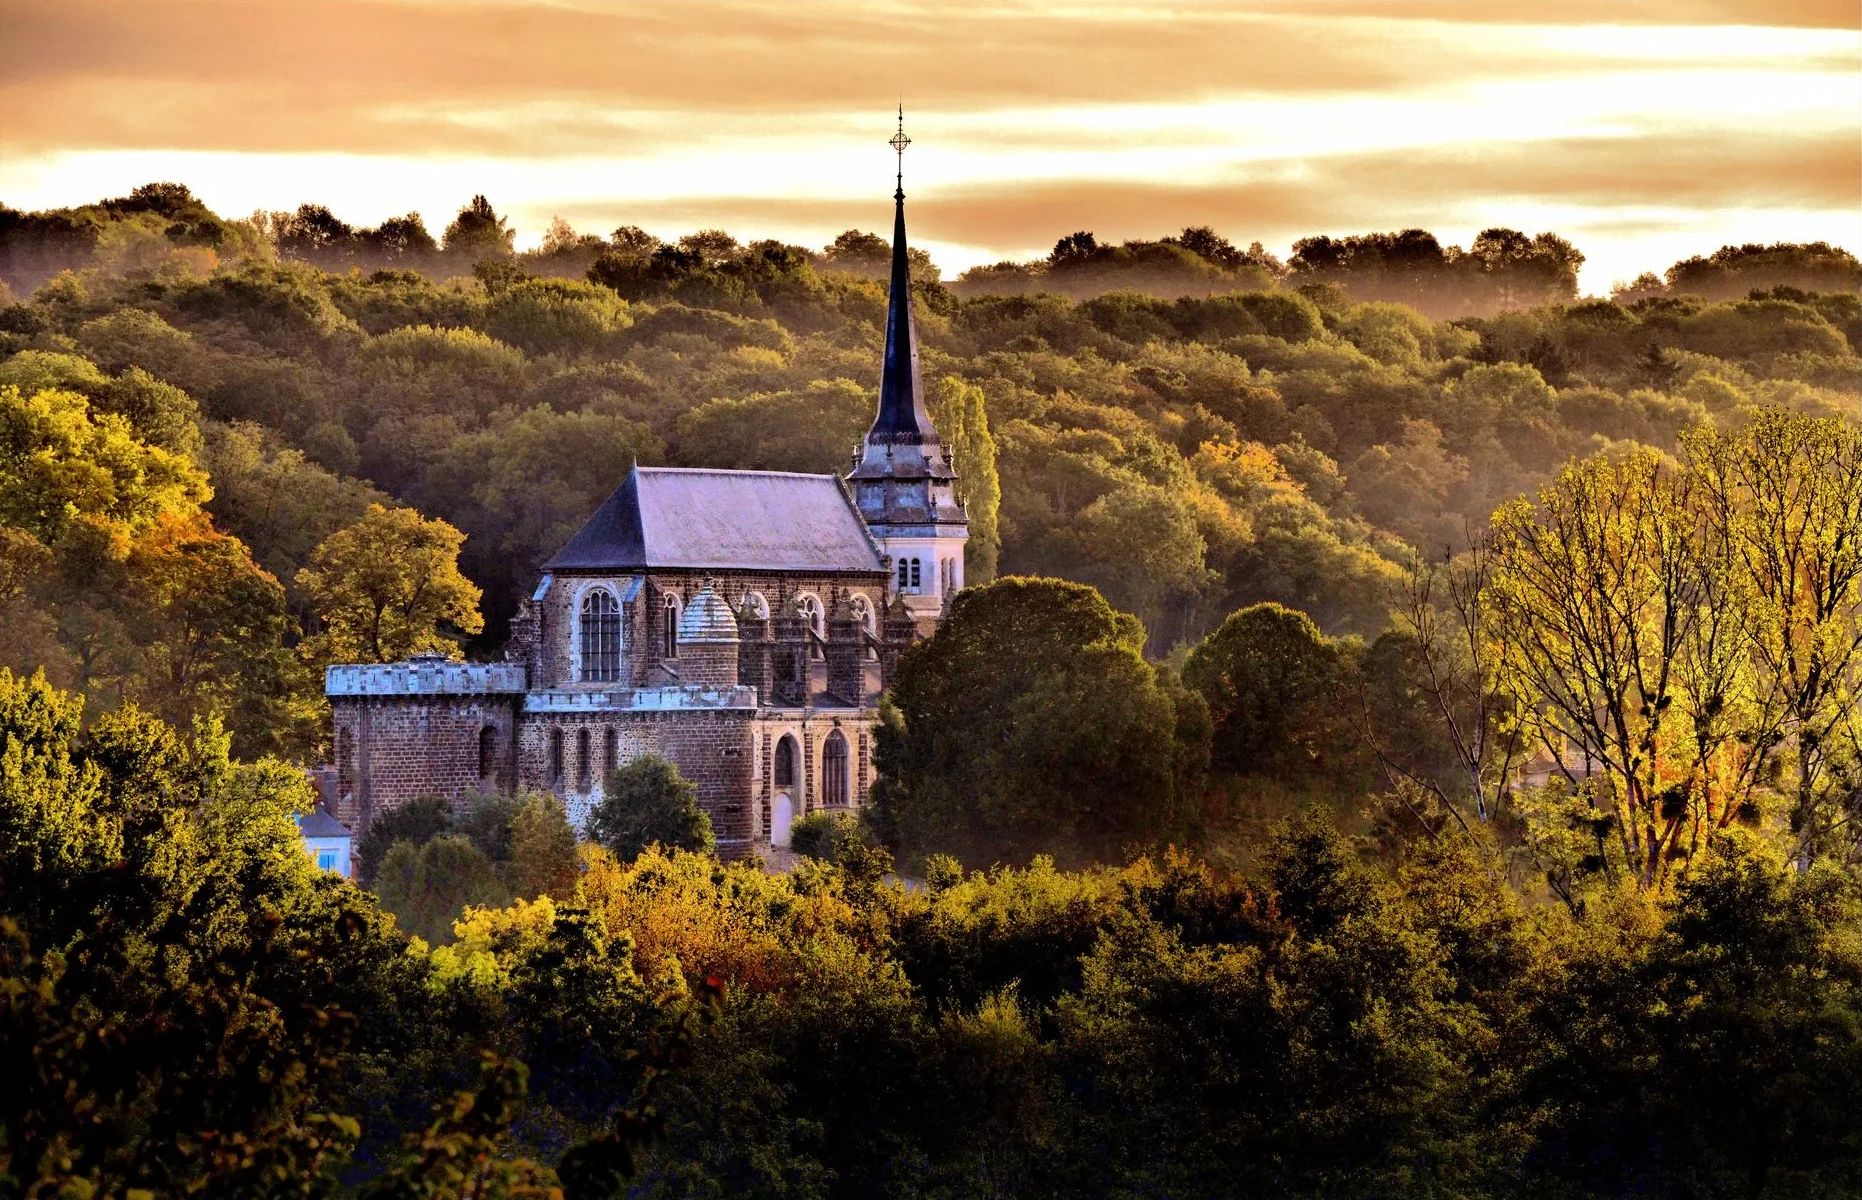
[847,109,968,633]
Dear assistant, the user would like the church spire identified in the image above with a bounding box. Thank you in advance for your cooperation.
[868,107,936,448]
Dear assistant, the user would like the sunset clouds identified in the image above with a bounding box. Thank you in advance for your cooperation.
[2,0,1856,290]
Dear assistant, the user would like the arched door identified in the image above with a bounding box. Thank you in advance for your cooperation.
[771,792,794,847]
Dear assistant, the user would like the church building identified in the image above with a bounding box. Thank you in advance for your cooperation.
[325,135,967,854]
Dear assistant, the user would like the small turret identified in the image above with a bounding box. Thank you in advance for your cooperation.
[675,578,739,688]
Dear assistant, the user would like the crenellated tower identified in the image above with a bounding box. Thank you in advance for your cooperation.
[846,110,968,632]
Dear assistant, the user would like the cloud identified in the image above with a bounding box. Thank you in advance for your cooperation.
[1,0,1853,156]
[0,0,1852,292]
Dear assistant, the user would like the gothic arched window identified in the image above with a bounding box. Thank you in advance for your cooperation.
[549,728,565,789]
[602,727,618,778]
[742,592,770,620]
[576,728,591,791]
[850,594,877,659]
[662,593,680,659]
[774,735,798,789]
[821,730,849,807]
[579,588,621,682]
[797,594,823,638]
[478,726,497,780]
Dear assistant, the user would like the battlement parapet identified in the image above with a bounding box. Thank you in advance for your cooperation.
[326,657,529,697]
[523,685,759,713]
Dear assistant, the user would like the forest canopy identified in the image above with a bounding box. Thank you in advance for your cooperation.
[2,186,1858,762]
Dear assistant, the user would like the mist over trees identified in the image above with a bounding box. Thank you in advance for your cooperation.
[1,183,1859,1195]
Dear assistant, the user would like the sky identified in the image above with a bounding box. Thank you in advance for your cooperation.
[2,0,1857,294]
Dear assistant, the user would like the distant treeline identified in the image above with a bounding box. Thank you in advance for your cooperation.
[5,184,1858,316]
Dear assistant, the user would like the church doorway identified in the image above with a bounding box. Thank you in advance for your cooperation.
[771,792,794,847]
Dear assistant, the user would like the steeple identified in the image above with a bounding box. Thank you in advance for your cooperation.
[846,109,968,634]
[866,107,936,449]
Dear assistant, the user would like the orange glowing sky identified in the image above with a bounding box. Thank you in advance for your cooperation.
[2,0,1857,293]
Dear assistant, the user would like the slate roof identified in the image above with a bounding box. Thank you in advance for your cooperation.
[295,809,351,838]
[544,467,885,573]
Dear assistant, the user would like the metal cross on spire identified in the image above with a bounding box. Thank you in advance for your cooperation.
[889,105,911,200]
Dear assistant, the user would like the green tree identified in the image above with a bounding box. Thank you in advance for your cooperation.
[296,503,484,664]
[124,510,317,760]
[441,194,515,259]
[355,793,454,886]
[374,834,508,944]
[0,668,399,1197]
[1182,602,1346,780]
[199,420,388,599]
[673,379,872,474]
[482,277,632,357]
[931,375,1002,583]
[1686,411,1862,865]
[874,577,1203,866]
[588,754,715,861]
[507,791,580,900]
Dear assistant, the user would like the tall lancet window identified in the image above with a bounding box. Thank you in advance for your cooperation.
[579,589,621,682]
[663,593,681,659]
[822,730,850,808]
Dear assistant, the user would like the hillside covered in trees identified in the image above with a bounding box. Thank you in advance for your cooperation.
[2,184,1857,757]
[2,185,1861,1198]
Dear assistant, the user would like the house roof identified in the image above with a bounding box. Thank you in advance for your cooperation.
[544,467,884,573]
[295,809,351,839]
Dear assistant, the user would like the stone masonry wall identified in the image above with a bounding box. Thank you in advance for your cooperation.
[749,709,879,842]
[517,708,758,843]
[331,695,521,829]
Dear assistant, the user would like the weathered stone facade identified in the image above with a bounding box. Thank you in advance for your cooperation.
[324,177,961,856]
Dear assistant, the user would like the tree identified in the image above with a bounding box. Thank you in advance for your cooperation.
[123,510,317,760]
[931,376,1002,584]
[1522,836,1862,1197]
[441,194,514,259]
[199,420,388,599]
[1181,603,1345,781]
[355,792,454,886]
[373,834,508,944]
[1686,411,1862,866]
[588,754,715,861]
[0,668,402,1197]
[673,379,871,475]
[873,577,1203,866]
[1487,449,1747,890]
[507,791,580,900]
[296,503,483,665]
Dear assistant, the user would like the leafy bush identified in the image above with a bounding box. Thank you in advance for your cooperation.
[788,810,863,861]
[588,754,715,861]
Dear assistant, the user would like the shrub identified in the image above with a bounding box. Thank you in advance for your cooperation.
[588,754,715,861]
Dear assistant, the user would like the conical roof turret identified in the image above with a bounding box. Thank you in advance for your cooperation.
[677,578,740,645]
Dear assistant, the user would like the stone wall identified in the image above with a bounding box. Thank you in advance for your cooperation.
[331,694,521,829]
[517,706,758,842]
[749,709,879,842]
